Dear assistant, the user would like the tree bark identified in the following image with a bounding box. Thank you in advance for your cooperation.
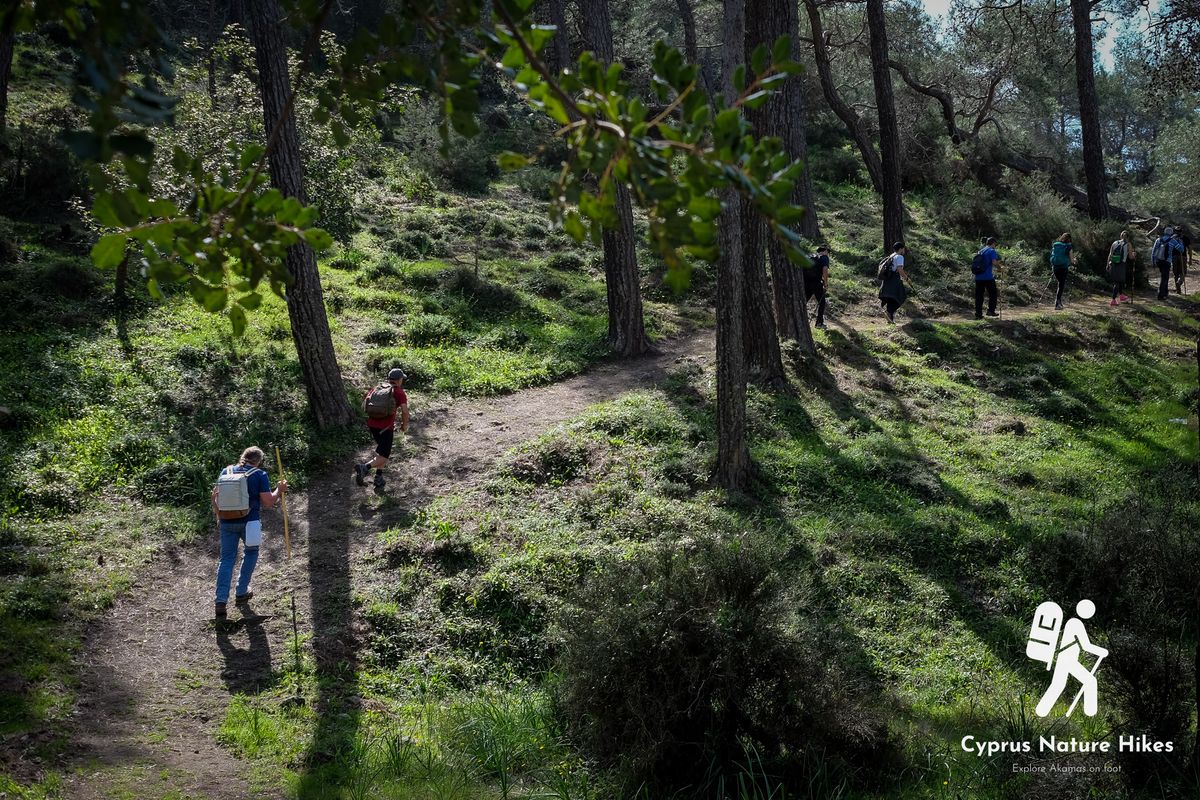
[866,0,904,252]
[803,0,883,193]
[578,0,648,357]
[246,0,355,429]
[740,198,786,386]
[542,0,572,74]
[717,0,750,491]
[0,32,13,135]
[675,0,699,64]
[1071,0,1109,220]
[752,0,816,355]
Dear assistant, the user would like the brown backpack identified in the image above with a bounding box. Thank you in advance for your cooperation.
[365,384,397,419]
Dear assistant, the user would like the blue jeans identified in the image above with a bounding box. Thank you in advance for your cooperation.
[215,521,259,603]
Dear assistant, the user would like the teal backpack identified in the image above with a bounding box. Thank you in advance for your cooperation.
[1050,241,1072,268]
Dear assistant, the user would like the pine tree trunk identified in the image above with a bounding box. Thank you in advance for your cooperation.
[246,0,355,429]
[578,0,649,356]
[866,0,904,252]
[543,0,571,74]
[1071,0,1109,220]
[717,0,751,491]
[675,0,699,64]
[0,32,13,135]
[803,0,883,194]
[740,197,786,386]
[752,0,816,355]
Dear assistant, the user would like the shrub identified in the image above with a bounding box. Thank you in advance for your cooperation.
[997,176,1079,249]
[404,314,459,345]
[553,531,882,794]
[363,324,398,346]
[523,268,569,299]
[546,252,585,272]
[0,128,90,220]
[439,267,522,315]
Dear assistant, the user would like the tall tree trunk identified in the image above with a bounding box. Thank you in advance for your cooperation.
[866,0,904,252]
[578,0,649,356]
[1071,0,1109,220]
[740,199,786,386]
[0,32,13,135]
[246,0,355,429]
[740,1,788,382]
[543,0,571,74]
[717,0,750,491]
[675,0,699,64]
[753,0,816,355]
[803,0,882,193]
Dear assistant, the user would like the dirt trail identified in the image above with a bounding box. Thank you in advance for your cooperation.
[61,329,714,800]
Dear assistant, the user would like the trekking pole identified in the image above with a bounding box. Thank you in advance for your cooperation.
[1037,273,1054,307]
[1064,655,1105,717]
[274,445,291,559]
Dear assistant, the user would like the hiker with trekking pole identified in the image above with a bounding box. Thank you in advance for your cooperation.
[1048,233,1075,310]
[211,446,287,620]
[971,236,1002,320]
[356,367,410,490]
[1108,230,1135,307]
[877,242,911,325]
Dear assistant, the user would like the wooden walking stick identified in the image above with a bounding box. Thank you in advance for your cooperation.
[274,445,291,559]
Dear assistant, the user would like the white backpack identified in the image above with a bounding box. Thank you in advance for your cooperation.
[216,466,253,520]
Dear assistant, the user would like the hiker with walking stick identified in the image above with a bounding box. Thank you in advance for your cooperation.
[211,446,287,619]
[1049,233,1075,310]
[971,236,1002,320]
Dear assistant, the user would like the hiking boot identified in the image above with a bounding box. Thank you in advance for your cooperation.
[354,462,370,487]
[1109,298,1119,307]
[986,310,999,317]
[1054,303,1064,311]
[1118,294,1130,303]
[974,313,983,320]
[815,320,826,329]
[373,472,386,489]
[215,602,227,619]
[235,591,253,604]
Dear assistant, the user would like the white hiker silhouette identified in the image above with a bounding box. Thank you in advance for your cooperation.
[1033,599,1108,717]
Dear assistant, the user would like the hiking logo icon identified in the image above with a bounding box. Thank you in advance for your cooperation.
[1026,599,1108,717]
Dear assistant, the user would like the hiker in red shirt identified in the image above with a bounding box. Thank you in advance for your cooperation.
[356,367,410,489]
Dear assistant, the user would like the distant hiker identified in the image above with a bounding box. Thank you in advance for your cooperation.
[1049,233,1075,310]
[1172,226,1190,293]
[877,242,910,325]
[211,446,287,619]
[356,367,410,490]
[972,236,1002,319]
[1152,227,1182,300]
[1108,230,1134,306]
[805,245,830,329]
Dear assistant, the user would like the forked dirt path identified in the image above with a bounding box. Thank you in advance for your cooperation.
[61,329,715,800]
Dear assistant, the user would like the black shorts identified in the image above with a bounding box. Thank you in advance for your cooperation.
[370,426,394,458]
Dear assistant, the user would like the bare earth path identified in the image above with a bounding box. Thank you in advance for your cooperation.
[61,329,714,800]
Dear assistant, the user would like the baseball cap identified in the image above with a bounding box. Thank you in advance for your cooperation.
[387,368,407,381]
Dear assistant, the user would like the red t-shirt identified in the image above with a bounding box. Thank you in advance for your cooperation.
[365,386,408,430]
